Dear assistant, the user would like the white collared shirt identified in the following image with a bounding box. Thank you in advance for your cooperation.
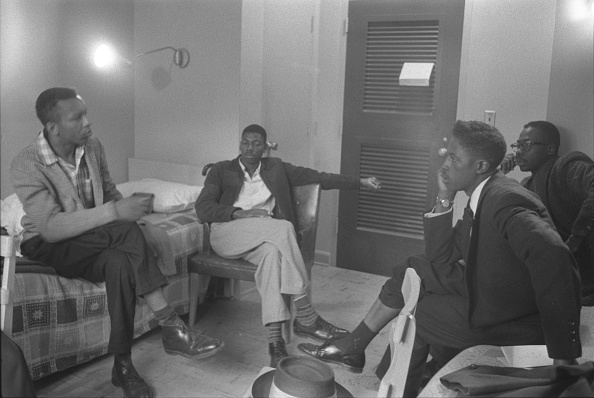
[233,160,276,213]
[468,176,491,215]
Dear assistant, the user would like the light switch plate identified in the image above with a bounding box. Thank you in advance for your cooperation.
[484,110,496,126]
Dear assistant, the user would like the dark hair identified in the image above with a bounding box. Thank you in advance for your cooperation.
[35,87,78,126]
[242,124,267,142]
[451,120,507,172]
[523,120,560,153]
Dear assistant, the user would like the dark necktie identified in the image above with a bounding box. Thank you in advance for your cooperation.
[462,205,474,259]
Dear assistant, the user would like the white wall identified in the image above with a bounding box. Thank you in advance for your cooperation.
[0,0,135,199]
[243,0,349,266]
[453,0,593,219]
[547,0,594,155]
[457,0,557,181]
[134,0,242,171]
[453,0,557,218]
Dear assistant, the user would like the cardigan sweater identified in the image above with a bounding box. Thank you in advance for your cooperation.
[10,135,121,244]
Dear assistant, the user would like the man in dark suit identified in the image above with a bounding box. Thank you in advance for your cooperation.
[299,120,582,397]
[500,121,594,305]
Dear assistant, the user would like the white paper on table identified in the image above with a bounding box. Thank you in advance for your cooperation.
[501,345,552,368]
[399,62,434,86]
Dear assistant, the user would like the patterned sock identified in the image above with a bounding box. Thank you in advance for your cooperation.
[334,321,376,354]
[267,322,284,344]
[294,293,319,327]
[153,304,179,325]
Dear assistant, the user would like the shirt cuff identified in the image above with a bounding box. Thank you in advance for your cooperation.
[424,206,453,218]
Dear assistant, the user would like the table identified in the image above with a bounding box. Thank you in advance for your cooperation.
[420,322,594,397]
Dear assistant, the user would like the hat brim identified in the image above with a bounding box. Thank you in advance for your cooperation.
[252,369,354,398]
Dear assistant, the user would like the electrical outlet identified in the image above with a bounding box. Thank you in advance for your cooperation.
[484,110,496,126]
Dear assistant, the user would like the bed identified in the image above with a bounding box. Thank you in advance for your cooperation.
[1,158,207,380]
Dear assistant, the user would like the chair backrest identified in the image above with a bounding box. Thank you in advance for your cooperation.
[291,183,321,272]
[1,233,17,337]
[377,268,421,398]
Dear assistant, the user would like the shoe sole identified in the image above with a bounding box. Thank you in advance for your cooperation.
[164,342,224,359]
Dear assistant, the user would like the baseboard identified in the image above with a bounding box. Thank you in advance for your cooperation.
[314,250,331,267]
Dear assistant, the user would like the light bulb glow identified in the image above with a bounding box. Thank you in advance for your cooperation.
[94,44,116,68]
[568,0,593,20]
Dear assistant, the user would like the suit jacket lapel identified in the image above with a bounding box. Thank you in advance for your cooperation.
[34,138,81,206]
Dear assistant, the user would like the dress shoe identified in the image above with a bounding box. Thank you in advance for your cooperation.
[161,318,223,359]
[298,340,364,373]
[269,340,289,368]
[293,317,349,342]
[111,357,153,398]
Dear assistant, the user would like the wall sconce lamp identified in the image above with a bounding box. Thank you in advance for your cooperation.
[94,44,190,69]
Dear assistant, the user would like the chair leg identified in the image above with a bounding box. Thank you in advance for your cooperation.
[189,273,210,329]
[283,295,292,343]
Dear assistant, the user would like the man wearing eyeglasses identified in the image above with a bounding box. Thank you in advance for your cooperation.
[500,121,594,305]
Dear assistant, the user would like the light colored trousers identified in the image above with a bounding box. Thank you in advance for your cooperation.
[210,218,309,325]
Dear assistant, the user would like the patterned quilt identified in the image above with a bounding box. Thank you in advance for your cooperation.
[6,210,204,380]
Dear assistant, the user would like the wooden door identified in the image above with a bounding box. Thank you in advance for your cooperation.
[337,0,464,276]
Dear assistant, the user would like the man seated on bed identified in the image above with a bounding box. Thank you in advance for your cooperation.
[298,120,582,397]
[499,121,594,306]
[194,123,381,367]
[10,87,223,398]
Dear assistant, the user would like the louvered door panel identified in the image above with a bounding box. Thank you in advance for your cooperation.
[338,0,464,276]
[364,21,439,114]
[357,143,429,238]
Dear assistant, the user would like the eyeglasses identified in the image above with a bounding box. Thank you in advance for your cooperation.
[510,141,547,153]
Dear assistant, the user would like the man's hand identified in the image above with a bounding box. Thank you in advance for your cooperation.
[114,195,152,221]
[232,209,272,219]
[435,169,456,213]
[360,176,382,190]
[565,234,584,253]
[498,153,516,174]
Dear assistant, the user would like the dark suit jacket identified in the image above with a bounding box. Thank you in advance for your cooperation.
[195,156,360,229]
[521,153,594,291]
[521,151,594,241]
[424,172,582,359]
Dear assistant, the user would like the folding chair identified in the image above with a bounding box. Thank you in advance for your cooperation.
[377,268,421,398]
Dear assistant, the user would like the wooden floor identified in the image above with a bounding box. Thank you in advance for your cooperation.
[33,266,390,397]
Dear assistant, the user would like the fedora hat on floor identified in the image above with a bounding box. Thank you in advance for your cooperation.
[252,355,353,398]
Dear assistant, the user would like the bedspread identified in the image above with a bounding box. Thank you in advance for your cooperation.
[5,210,204,380]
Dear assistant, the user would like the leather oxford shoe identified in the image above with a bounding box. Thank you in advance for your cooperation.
[298,340,365,373]
[293,317,349,342]
[111,357,153,398]
[269,340,289,368]
[161,319,223,359]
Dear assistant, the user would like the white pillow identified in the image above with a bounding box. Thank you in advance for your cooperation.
[116,178,202,213]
